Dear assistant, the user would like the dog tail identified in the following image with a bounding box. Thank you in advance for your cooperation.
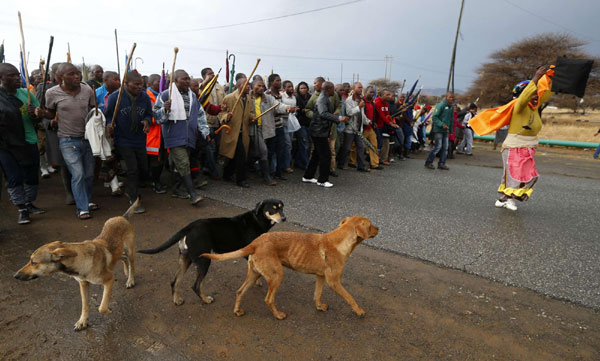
[122,197,141,220]
[138,228,187,255]
[200,244,256,261]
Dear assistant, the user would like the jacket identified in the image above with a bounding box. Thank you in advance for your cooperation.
[373,97,392,129]
[84,109,112,160]
[218,89,253,159]
[0,87,34,166]
[153,89,209,149]
[105,89,153,148]
[432,99,454,134]
[207,82,225,128]
[251,93,287,140]
[309,92,341,138]
[145,88,161,155]
[344,96,369,134]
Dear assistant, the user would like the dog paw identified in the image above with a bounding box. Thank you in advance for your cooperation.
[316,303,328,312]
[98,307,112,315]
[234,308,245,317]
[274,311,287,320]
[126,280,135,289]
[202,295,214,304]
[173,297,185,306]
[254,279,263,287]
[74,320,88,331]
[354,308,366,317]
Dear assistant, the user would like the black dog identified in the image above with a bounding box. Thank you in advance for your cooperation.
[138,199,285,305]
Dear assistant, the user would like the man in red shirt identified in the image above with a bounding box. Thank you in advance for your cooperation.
[373,89,399,165]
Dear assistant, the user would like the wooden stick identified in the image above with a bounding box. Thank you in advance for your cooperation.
[110,43,137,129]
[114,29,121,76]
[17,12,31,105]
[231,58,260,115]
[92,86,99,116]
[168,47,179,102]
[253,102,280,121]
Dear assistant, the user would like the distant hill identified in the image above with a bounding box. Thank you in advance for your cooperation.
[422,88,464,96]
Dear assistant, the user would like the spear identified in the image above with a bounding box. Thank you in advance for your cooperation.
[252,101,280,121]
[39,35,54,109]
[230,58,260,116]
[109,43,137,131]
[17,11,31,104]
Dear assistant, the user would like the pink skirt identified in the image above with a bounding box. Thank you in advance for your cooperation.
[498,148,539,201]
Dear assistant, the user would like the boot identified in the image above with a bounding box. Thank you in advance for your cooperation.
[182,174,203,205]
[18,208,31,225]
[259,160,276,185]
[170,172,188,199]
[61,167,75,205]
[403,148,411,159]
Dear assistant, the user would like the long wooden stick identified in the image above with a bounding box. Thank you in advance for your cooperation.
[231,58,260,115]
[114,29,121,76]
[17,12,31,104]
[168,47,179,102]
[254,102,280,120]
[110,43,137,129]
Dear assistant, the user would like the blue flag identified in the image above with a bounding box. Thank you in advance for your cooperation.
[19,50,27,88]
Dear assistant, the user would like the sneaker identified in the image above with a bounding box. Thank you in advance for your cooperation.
[438,164,450,170]
[494,200,506,208]
[194,179,209,189]
[41,168,50,179]
[424,163,435,169]
[47,166,57,174]
[152,182,167,194]
[172,189,190,199]
[18,209,31,225]
[505,199,518,211]
[264,180,278,186]
[133,203,146,214]
[26,203,46,215]
[466,153,473,156]
[302,177,318,184]
[317,181,334,188]
[190,194,203,205]
[329,171,339,177]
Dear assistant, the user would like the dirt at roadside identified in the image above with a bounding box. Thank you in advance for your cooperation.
[1,182,598,361]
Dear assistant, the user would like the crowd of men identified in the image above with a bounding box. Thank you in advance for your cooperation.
[0,61,478,224]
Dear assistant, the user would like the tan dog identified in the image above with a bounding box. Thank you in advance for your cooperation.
[201,216,378,319]
[14,200,139,331]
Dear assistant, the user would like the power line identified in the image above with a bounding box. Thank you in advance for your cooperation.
[502,0,599,42]
[123,0,364,34]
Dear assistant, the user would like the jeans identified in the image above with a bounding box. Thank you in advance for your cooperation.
[402,124,413,150]
[426,132,448,166]
[59,137,94,213]
[200,135,219,177]
[0,144,40,206]
[594,143,600,159]
[268,126,288,176]
[294,126,311,169]
[304,136,330,183]
[458,128,473,154]
[338,132,366,170]
[118,146,148,201]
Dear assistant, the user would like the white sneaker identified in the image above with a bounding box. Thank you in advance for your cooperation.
[505,199,518,211]
[302,177,318,184]
[494,200,506,208]
[40,168,50,179]
[317,181,333,188]
[47,165,57,174]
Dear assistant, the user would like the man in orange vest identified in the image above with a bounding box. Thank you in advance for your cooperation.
[145,74,167,194]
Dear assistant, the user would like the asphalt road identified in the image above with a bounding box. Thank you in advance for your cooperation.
[204,146,600,309]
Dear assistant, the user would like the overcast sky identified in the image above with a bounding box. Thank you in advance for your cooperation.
[1,0,598,92]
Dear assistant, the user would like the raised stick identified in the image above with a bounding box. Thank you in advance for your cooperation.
[110,43,137,129]
[168,47,179,102]
[17,11,31,104]
[230,58,260,116]
[39,35,54,109]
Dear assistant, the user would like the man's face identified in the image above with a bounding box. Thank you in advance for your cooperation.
[335,86,344,98]
[203,69,214,81]
[190,80,201,96]
[126,78,143,96]
[284,82,293,95]
[150,78,160,92]
[446,93,455,104]
[354,83,363,97]
[175,72,191,92]
[530,93,539,107]
[314,79,323,91]
[0,67,22,91]
[324,86,335,97]
[252,82,264,96]
[399,94,406,103]
[365,87,374,100]
[63,67,81,87]
[270,76,281,90]
[92,67,103,81]
[343,84,351,95]
[106,76,121,92]
[299,84,308,95]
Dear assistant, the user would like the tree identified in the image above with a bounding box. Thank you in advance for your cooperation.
[368,78,402,93]
[465,33,600,110]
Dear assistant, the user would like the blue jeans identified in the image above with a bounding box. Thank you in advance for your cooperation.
[268,127,288,176]
[402,124,413,149]
[594,143,600,159]
[199,135,219,177]
[59,137,95,213]
[294,126,311,169]
[426,132,448,166]
[282,124,292,170]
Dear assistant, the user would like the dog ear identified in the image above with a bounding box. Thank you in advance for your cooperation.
[51,248,77,262]
[355,220,370,240]
[339,217,351,227]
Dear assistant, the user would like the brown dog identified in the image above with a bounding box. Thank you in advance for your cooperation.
[14,200,139,331]
[201,216,378,319]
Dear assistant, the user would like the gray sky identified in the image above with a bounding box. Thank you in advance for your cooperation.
[1,0,598,92]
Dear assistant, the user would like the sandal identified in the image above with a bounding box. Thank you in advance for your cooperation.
[78,211,91,220]
[88,203,100,211]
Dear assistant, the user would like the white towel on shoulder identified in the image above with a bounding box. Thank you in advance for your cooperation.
[168,83,193,122]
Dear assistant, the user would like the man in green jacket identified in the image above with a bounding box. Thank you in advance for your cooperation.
[425,92,454,170]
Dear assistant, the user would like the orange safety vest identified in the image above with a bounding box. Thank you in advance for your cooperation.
[145,88,161,156]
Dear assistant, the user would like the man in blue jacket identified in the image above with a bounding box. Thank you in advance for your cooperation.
[105,71,151,213]
[425,92,454,170]
[153,69,208,205]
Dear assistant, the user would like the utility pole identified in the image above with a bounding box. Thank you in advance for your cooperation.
[340,63,343,83]
[447,0,465,93]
